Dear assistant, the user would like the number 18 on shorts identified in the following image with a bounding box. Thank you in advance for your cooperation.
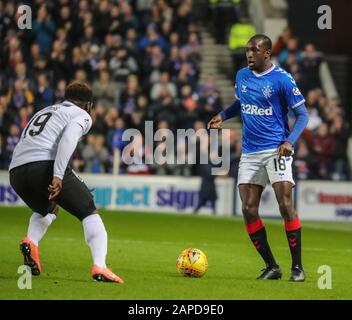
[237,150,295,187]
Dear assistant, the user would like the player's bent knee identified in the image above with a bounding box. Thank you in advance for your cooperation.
[242,204,259,218]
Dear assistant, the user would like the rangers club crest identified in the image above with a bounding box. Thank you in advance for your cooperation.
[262,85,274,99]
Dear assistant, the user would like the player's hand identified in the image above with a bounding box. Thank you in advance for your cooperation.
[278,141,293,158]
[48,177,62,200]
[207,114,223,129]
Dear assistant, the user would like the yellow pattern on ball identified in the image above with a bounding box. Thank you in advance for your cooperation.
[176,248,208,277]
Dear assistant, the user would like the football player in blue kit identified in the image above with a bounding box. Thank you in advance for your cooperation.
[208,34,309,281]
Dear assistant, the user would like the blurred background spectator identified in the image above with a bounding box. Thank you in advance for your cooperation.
[273,27,350,180]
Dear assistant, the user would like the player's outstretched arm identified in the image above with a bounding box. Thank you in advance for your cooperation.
[207,99,241,129]
[278,104,309,157]
[49,121,85,200]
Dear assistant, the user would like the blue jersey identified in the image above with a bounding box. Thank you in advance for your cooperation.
[235,64,305,154]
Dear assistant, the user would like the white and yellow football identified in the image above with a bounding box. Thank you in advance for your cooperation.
[176,248,208,277]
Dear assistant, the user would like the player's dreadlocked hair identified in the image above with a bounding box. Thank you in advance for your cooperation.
[64,81,93,104]
[248,34,272,51]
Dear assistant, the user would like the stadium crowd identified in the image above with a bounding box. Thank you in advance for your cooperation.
[0,0,219,176]
[0,0,349,181]
[272,27,350,180]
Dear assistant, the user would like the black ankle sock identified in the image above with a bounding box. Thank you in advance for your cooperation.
[285,228,302,269]
[246,219,278,268]
[284,218,302,269]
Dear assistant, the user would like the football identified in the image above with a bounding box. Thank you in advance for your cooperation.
[176,248,208,277]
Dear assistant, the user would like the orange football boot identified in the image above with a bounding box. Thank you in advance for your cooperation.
[20,237,41,275]
[91,265,124,283]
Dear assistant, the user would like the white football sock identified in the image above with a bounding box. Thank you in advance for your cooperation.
[82,214,107,268]
[27,212,57,246]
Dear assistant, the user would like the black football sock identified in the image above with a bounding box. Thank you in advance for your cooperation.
[246,219,278,268]
[285,218,302,269]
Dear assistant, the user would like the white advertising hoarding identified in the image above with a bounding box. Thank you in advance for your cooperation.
[297,181,352,221]
[0,171,234,216]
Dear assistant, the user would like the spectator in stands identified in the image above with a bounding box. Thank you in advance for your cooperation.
[228,16,256,75]
[293,139,313,180]
[32,5,56,56]
[90,102,108,136]
[35,73,55,108]
[0,97,12,137]
[104,108,119,135]
[82,134,110,173]
[198,81,223,122]
[135,94,150,121]
[305,104,322,132]
[120,3,139,37]
[182,32,202,67]
[278,37,303,67]
[300,43,323,92]
[173,1,193,44]
[15,105,32,132]
[142,44,166,88]
[138,22,167,52]
[6,80,34,112]
[110,117,127,152]
[51,39,69,83]
[119,74,141,116]
[208,0,239,44]
[8,63,36,93]
[272,26,292,56]
[54,80,67,103]
[310,123,336,179]
[109,45,138,83]
[329,114,350,180]
[69,47,86,80]
[178,84,199,129]
[174,47,198,82]
[150,71,177,101]
[92,70,119,110]
[125,28,139,59]
[3,123,20,168]
[150,85,178,130]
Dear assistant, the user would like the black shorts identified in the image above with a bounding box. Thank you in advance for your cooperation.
[9,161,96,221]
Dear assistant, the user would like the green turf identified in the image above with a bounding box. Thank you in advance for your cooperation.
[0,206,351,300]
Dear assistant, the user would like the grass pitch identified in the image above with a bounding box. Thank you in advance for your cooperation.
[0,206,351,300]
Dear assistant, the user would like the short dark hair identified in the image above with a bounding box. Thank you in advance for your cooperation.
[248,34,272,51]
[64,81,93,103]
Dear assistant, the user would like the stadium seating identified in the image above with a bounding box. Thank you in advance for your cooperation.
[0,0,349,180]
